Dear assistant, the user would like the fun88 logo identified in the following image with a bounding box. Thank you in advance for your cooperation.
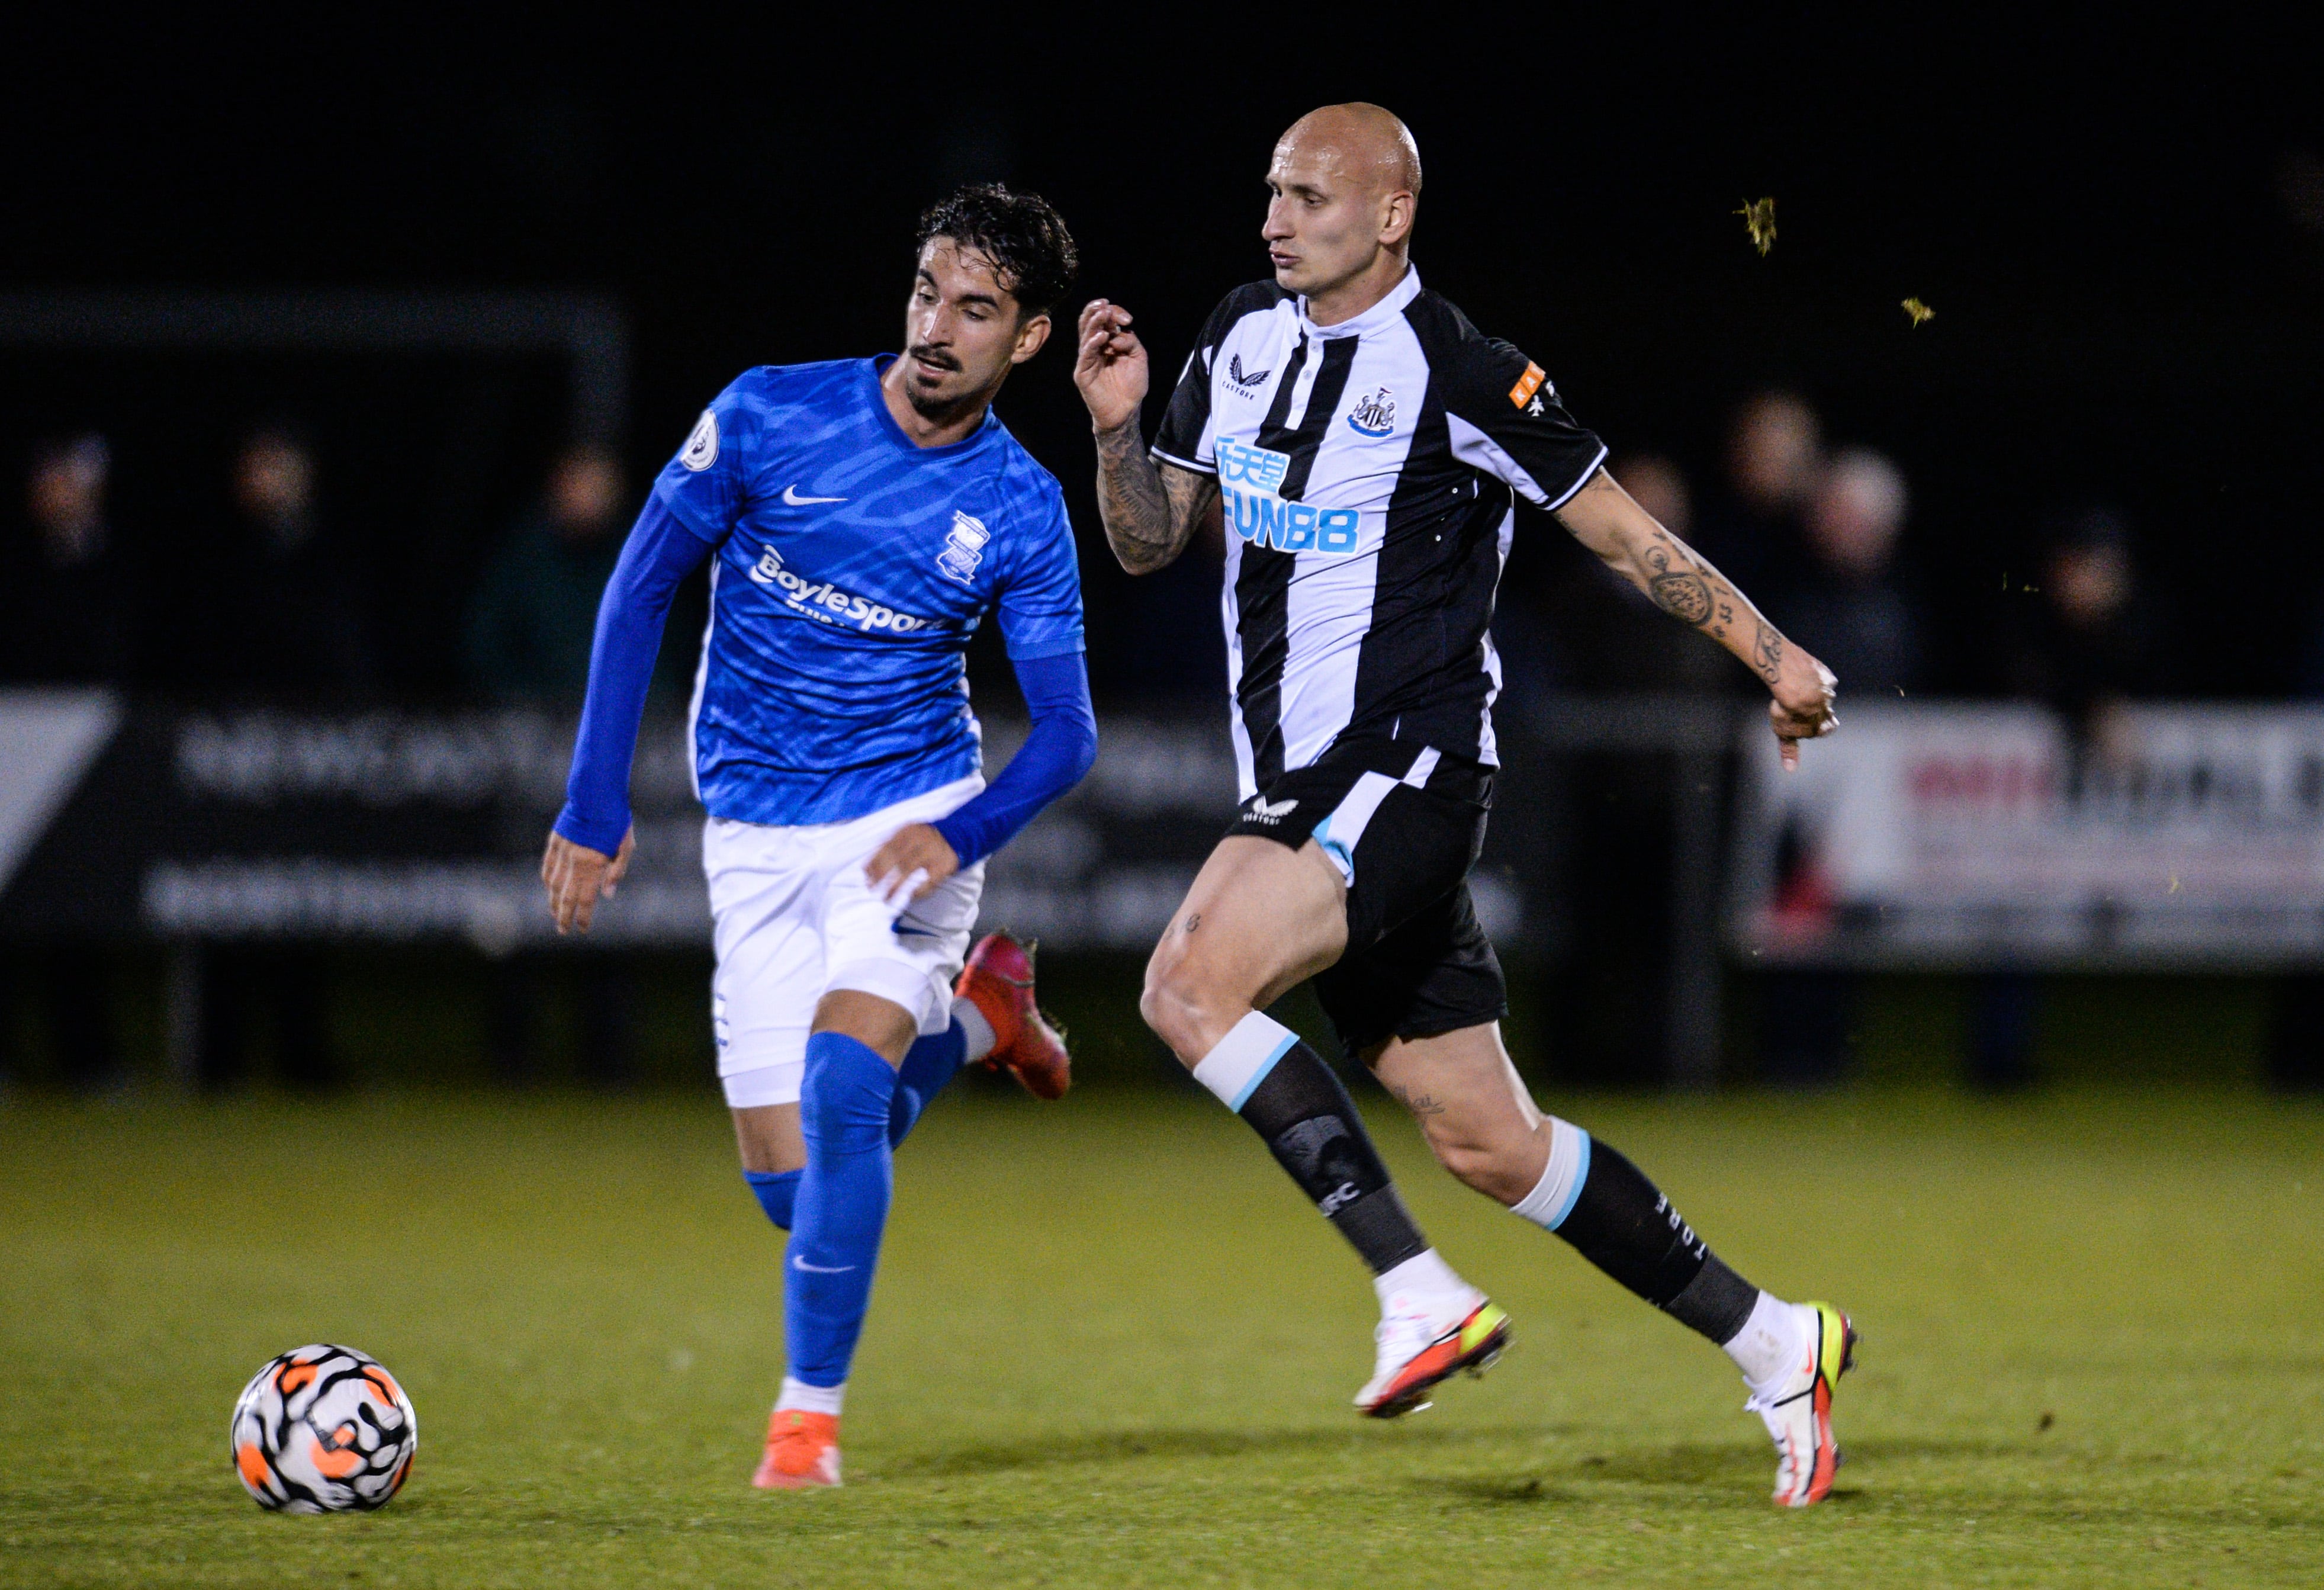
[1216,439,1360,555]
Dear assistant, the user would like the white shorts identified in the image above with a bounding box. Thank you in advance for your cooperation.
[705,775,986,1110]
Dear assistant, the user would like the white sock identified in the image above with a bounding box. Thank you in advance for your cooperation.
[953,995,996,1064]
[1191,1011,1296,1109]
[1722,1292,1808,1393]
[775,1376,845,1417]
[1373,1248,1471,1315]
[1507,1118,1591,1231]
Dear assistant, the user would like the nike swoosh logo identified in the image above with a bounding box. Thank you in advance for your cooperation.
[783,484,847,506]
[791,1255,856,1274]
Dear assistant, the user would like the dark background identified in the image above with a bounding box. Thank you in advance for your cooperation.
[6,9,2322,704]
[4,9,2322,1094]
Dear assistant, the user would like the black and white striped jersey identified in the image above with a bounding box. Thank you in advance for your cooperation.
[1152,268,1606,800]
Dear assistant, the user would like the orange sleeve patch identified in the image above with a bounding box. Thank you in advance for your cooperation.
[1508,362,1547,409]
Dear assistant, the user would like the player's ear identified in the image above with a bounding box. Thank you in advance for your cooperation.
[1010,310,1053,365]
[1380,189,1416,249]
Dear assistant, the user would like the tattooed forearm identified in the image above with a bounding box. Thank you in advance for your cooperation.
[1639,527,1798,686]
[1754,624,1784,685]
[1639,529,1748,639]
[1554,469,1804,695]
[1642,541,1714,626]
[1094,417,1195,574]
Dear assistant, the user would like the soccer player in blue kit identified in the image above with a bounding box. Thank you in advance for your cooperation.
[541,185,1097,1489]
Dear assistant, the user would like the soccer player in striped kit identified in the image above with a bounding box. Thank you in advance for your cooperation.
[1075,105,1856,1507]
[545,185,1095,1489]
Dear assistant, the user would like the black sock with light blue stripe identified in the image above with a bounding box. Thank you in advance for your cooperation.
[1543,1138,1759,1345]
[1193,1012,1428,1275]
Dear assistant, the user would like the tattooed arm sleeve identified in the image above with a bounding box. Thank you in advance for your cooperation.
[1094,423,1217,575]
[1552,468,1793,686]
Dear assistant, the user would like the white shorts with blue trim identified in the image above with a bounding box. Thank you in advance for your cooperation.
[703,775,985,1110]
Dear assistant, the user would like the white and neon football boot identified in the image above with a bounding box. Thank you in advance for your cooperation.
[1746,1299,1857,1507]
[1354,1289,1512,1418]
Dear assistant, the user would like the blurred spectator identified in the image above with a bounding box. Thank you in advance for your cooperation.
[2002,509,2175,734]
[1690,391,1822,598]
[8,435,134,684]
[1516,452,1730,1088]
[1768,448,1922,697]
[1618,452,1692,536]
[227,423,376,699]
[465,445,634,708]
[1757,449,1925,1087]
[189,424,372,1091]
[1972,509,2180,1090]
[466,444,644,1085]
[1,436,132,1091]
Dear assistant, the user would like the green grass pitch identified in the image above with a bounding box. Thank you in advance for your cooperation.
[2,1082,2319,1587]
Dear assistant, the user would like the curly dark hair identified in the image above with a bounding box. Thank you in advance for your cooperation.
[914,183,1079,320]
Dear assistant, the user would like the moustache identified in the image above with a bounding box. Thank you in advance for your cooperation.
[907,345,961,373]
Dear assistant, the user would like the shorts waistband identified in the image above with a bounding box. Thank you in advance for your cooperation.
[707,773,985,839]
[1292,737,1491,803]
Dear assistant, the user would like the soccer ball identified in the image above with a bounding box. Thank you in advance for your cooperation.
[229,1344,417,1512]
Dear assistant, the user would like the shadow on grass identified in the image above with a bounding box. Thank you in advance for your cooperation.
[1429,1436,2050,1505]
[880,1427,2052,1487]
[879,1423,1478,1479]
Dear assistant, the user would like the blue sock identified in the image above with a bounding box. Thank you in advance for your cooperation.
[785,1032,899,1389]
[888,1020,967,1146]
[742,1168,802,1231]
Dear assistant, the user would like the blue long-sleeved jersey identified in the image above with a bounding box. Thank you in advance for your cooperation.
[556,356,1093,862]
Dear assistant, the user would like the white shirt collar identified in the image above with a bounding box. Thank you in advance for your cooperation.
[1297,264,1422,339]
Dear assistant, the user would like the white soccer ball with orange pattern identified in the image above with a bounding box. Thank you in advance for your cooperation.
[229,1344,416,1512]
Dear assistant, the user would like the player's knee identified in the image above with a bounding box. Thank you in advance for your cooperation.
[1427,1130,1535,1205]
[799,1034,898,1150]
[1139,947,1230,1065]
[1136,970,1203,1065]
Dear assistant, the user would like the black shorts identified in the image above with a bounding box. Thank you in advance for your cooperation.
[1227,737,1506,1059]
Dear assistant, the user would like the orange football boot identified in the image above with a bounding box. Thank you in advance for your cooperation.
[955,932,1071,1100]
[751,1408,841,1490]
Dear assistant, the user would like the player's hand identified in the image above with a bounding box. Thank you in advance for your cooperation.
[864,823,959,910]
[541,825,633,934]
[1769,648,1839,772]
[1074,300,1149,432]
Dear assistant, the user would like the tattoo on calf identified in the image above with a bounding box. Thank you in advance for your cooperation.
[1387,1081,1448,1119]
[1181,913,1201,934]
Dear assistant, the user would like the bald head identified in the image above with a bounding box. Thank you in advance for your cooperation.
[1275,103,1423,200]
[1262,105,1423,320]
